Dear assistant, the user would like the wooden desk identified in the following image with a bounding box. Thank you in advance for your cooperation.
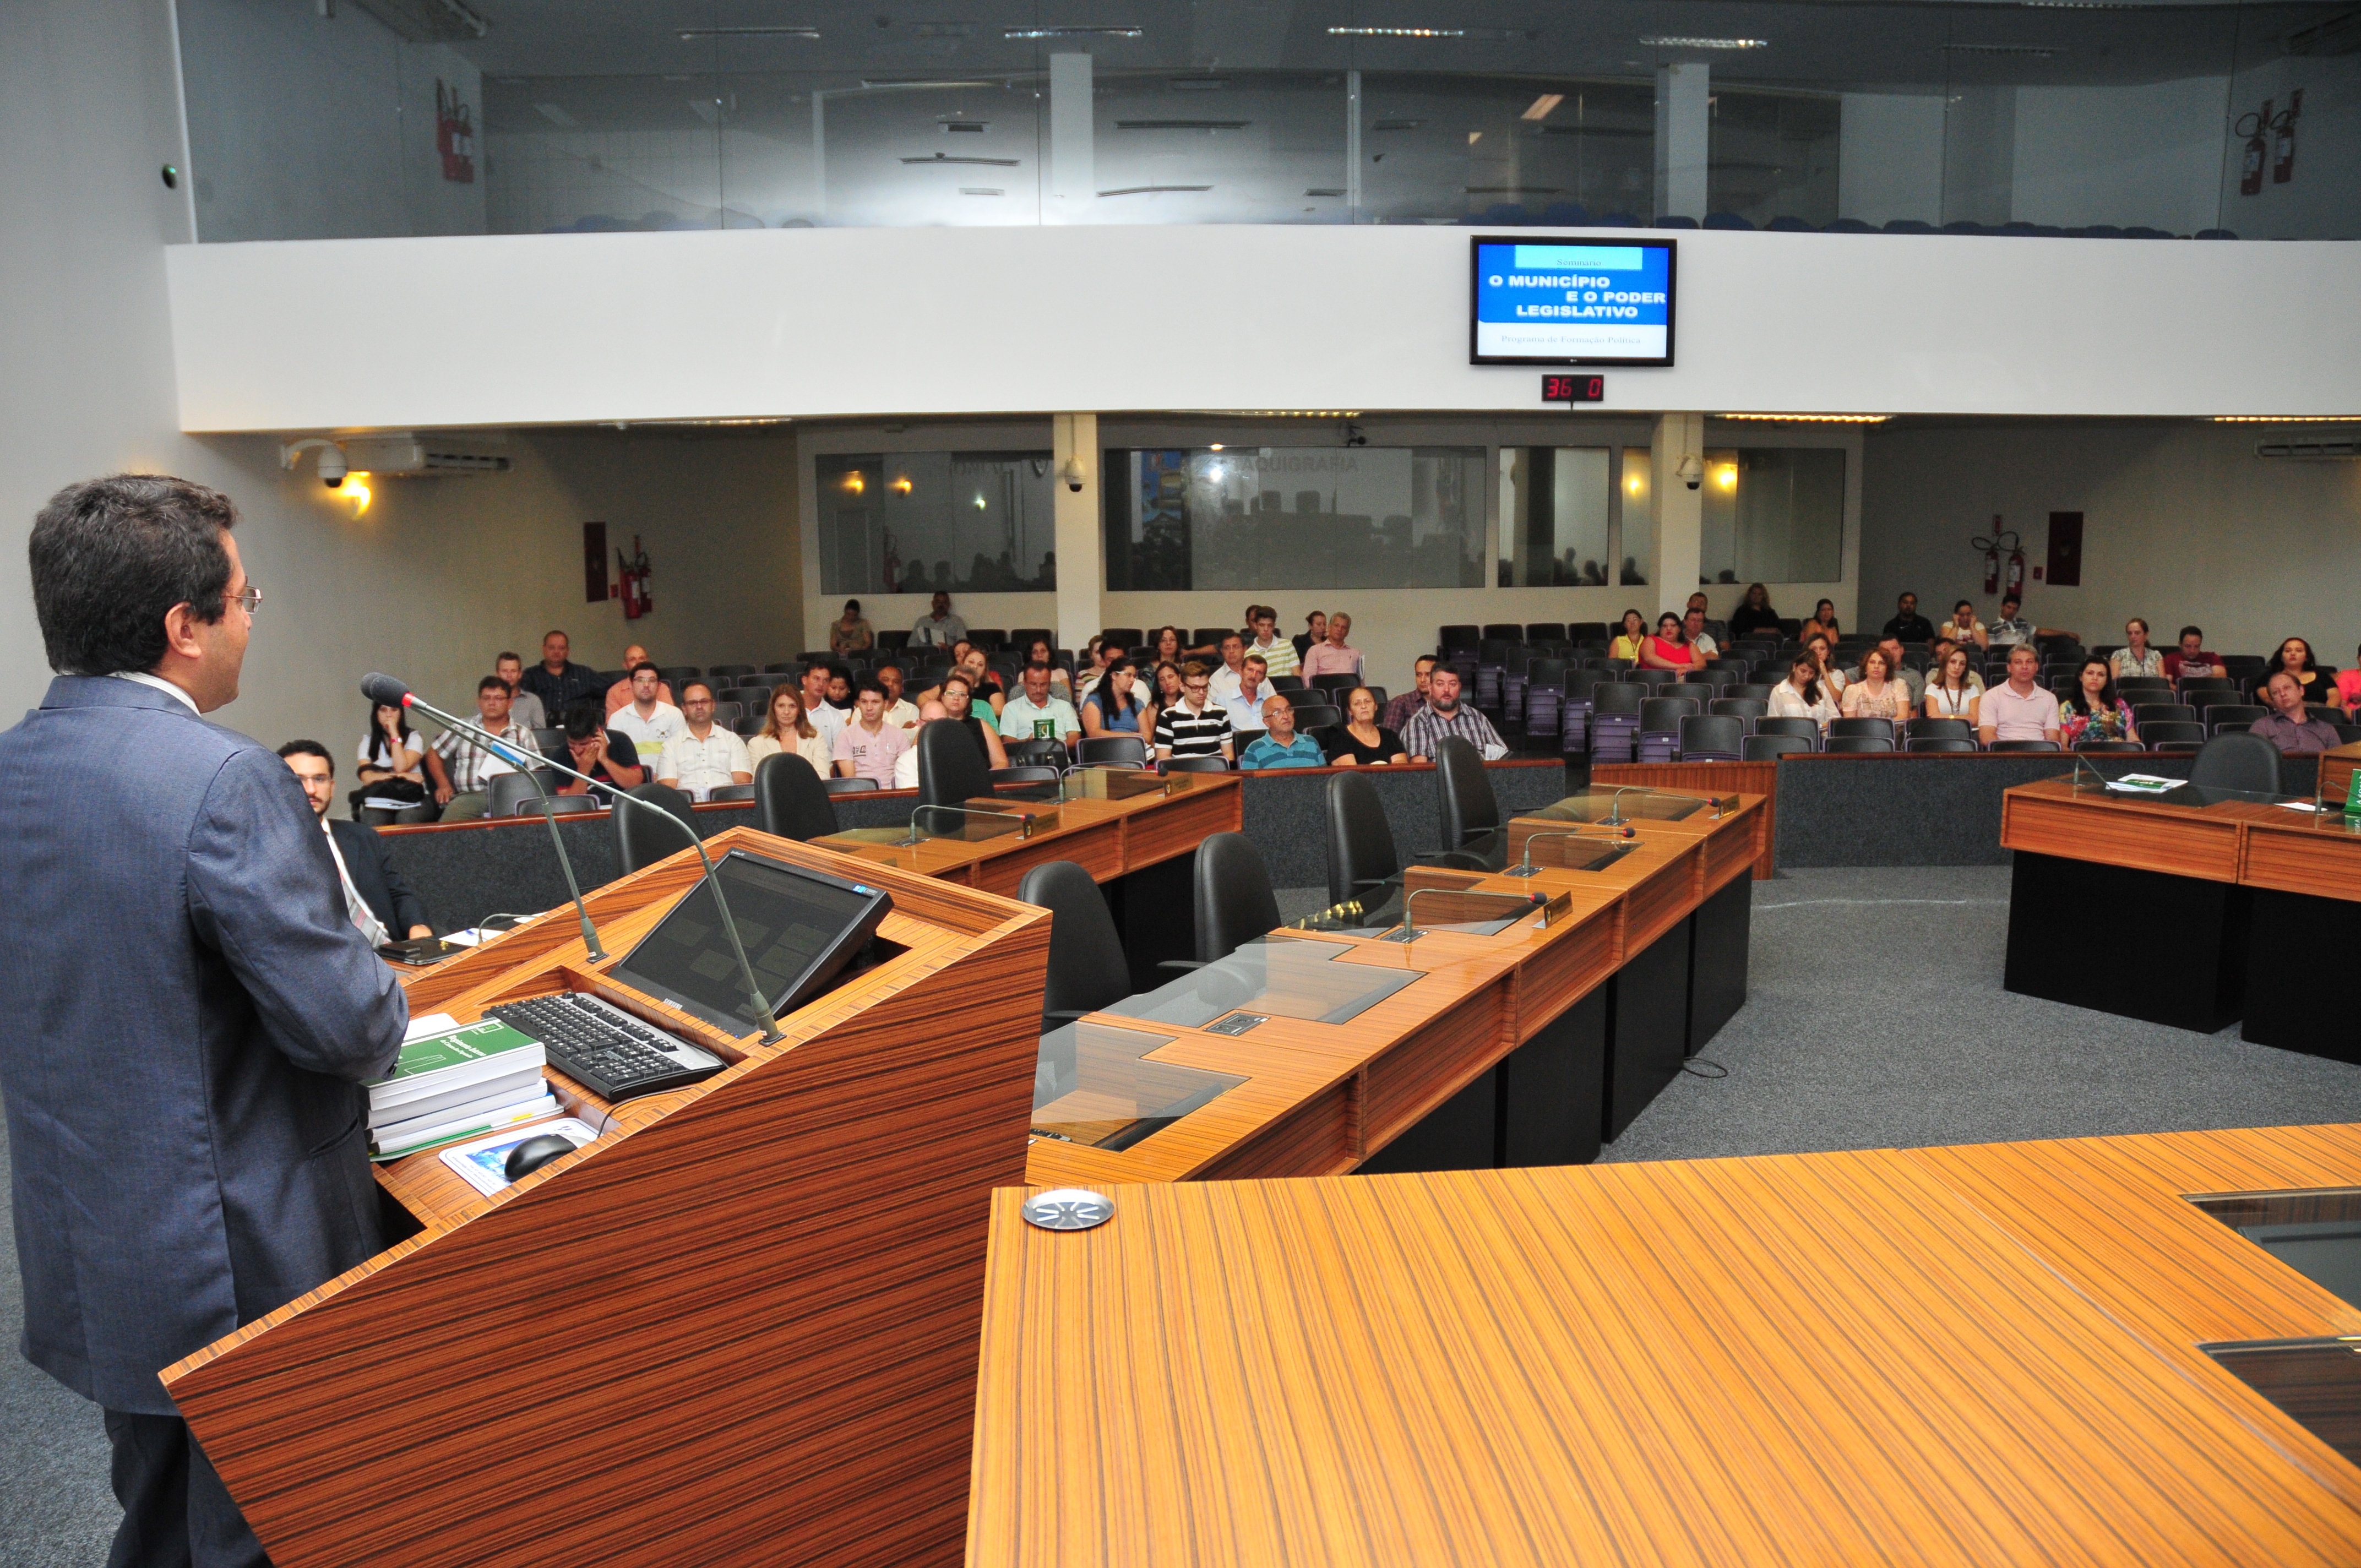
[969,1125,2361,1568]
[2322,741,2361,810]
[162,827,1048,1568]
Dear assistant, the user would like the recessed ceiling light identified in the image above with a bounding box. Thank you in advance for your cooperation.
[1003,25,1142,39]
[2211,415,2361,422]
[1718,413,1890,423]
[1329,26,1463,37]
[1640,35,1768,50]
[1521,94,1563,121]
[678,25,819,40]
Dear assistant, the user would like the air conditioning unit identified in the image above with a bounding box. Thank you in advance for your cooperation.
[2256,439,2361,460]
[341,436,512,477]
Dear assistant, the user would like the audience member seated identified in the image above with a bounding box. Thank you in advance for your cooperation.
[1324,686,1409,766]
[556,700,644,795]
[1883,591,1936,647]
[1147,625,1188,666]
[1609,608,1649,662]
[1799,596,1840,645]
[2164,625,2227,688]
[1293,611,1327,662]
[431,676,530,816]
[1682,607,1720,660]
[605,644,673,716]
[2338,643,2361,715]
[1244,605,1298,679]
[1804,634,1848,701]
[1769,655,1838,733]
[954,646,1007,716]
[1205,631,1250,704]
[517,628,603,718]
[2058,657,2138,746]
[657,680,755,797]
[1221,655,1274,731]
[1938,598,1989,650]
[1155,662,1235,765]
[356,701,438,818]
[893,701,953,788]
[1640,612,1700,672]
[824,663,855,716]
[1017,636,1072,701]
[1979,645,2063,747]
[1929,638,1985,691]
[1986,594,2075,649]
[1729,583,1783,641]
[937,674,1010,769]
[875,664,920,729]
[494,650,546,731]
[834,675,914,783]
[748,686,834,778]
[911,590,967,647]
[1383,657,1437,732]
[605,663,687,773]
[1846,638,1924,704]
[1923,647,1982,723]
[1082,657,1150,737]
[2252,671,2341,755]
[277,741,432,944]
[1000,662,1082,748]
[2263,636,2336,710]
[829,598,874,654]
[1072,635,1111,702]
[1685,591,1728,646]
[1403,666,1507,762]
[794,661,848,749]
[1238,694,1328,771]
[2109,618,2165,681]
[1302,611,1364,680]
[1840,646,1913,723]
[1150,659,1187,711]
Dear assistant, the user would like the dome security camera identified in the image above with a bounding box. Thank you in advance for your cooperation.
[1677,453,1704,491]
[1059,454,1087,493]
[318,445,348,488]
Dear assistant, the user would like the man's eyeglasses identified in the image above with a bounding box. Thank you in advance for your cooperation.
[224,586,263,615]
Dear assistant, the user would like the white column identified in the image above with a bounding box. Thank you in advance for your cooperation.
[1048,52,1095,220]
[1345,70,1362,217]
[1653,62,1710,222]
[1650,412,1704,617]
[1052,413,1102,651]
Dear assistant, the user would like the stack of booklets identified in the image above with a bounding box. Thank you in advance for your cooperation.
[368,1018,554,1160]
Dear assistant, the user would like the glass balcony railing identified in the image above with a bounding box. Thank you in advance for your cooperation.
[178,1,2361,243]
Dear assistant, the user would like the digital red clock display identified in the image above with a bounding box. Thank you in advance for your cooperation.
[1542,374,1605,404]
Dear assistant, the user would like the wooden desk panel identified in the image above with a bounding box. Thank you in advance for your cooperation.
[970,1134,2361,1568]
[2321,743,2361,810]
[2244,817,2361,904]
[2000,777,2248,881]
[1590,761,1778,878]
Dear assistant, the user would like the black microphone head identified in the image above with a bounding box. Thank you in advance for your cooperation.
[360,672,412,707]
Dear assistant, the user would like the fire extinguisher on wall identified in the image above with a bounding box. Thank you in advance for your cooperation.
[2238,100,2272,196]
[617,535,654,620]
[2275,89,2302,184]
[1973,520,2023,600]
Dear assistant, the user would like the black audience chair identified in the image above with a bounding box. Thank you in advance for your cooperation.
[989,765,1060,787]
[2189,731,2280,793]
[2202,705,2267,736]
[917,718,991,807]
[704,783,756,802]
[823,776,879,794]
[1192,833,1282,967]
[2133,703,2197,727]
[1823,735,1894,754]
[1005,737,1070,769]
[511,794,605,818]
[1906,737,1978,753]
[1099,627,1143,650]
[1742,733,1811,761]
[755,753,837,841]
[1165,755,1231,774]
[1310,672,1361,693]
[487,770,559,818]
[1079,735,1147,767]
[1728,684,1772,703]
[1826,717,1895,743]
[2074,741,2145,754]
[1016,861,1132,1032]
[1678,714,1744,761]
[613,782,698,874]
[1988,739,2060,753]
[1431,736,1506,869]
[2139,720,2204,747]
[1289,703,1343,731]
[1268,674,1307,693]
[1754,716,1820,745]
[1709,697,1767,721]
[657,665,701,685]
[708,663,757,679]
[1906,717,1973,743]
[1324,772,1403,907]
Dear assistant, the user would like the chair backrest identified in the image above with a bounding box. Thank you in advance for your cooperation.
[1987,739,2060,753]
[1079,734,1147,767]
[657,665,701,685]
[1592,682,1645,715]
[1434,736,1501,853]
[1823,735,1895,754]
[1742,733,1812,761]
[990,765,1060,786]
[514,793,606,818]
[1267,673,1307,692]
[1629,668,1674,689]
[613,781,698,874]
[1166,755,1230,773]
[1525,622,1568,643]
[1324,771,1400,906]
[2074,740,2146,754]
[1906,717,1973,742]
[1639,696,1698,731]
[1288,703,1343,731]
[1728,684,1773,703]
[1310,672,1361,692]
[2133,703,2197,726]
[708,663,757,679]
[1193,832,1282,966]
[2137,720,2204,745]
[1826,717,1894,741]
[917,717,991,807]
[487,769,559,818]
[1005,737,1070,769]
[2189,731,2280,793]
[1905,737,1979,753]
[704,782,757,802]
[1015,861,1133,1024]
[1438,623,1481,654]
[1099,626,1143,650]
[1662,682,1715,708]
[1708,697,1767,720]
[1679,714,1744,757]
[2204,705,2268,733]
[1481,622,1522,643]
[1754,716,1820,743]
[755,753,838,841]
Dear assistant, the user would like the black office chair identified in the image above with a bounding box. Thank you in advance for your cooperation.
[2203,705,2268,736]
[532,726,567,764]
[1288,703,1343,731]
[513,794,606,818]
[1754,716,1820,745]
[989,765,1060,787]
[1988,739,2060,753]
[1309,672,1361,693]
[1079,735,1147,767]
[487,769,559,818]
[2189,731,2280,793]
[1709,696,1766,721]
[2133,703,2197,728]
[1826,717,1895,743]
[917,717,991,807]
[1015,861,1131,1031]
[1678,714,1744,762]
[1193,832,1282,966]
[1324,772,1401,907]
[824,776,880,794]
[613,781,698,874]
[708,663,757,680]
[1823,735,1894,754]
[1005,737,1070,770]
[2139,720,2204,747]
[705,783,756,802]
[1432,736,1506,869]
[1166,755,1230,774]
[1742,732,1811,761]
[1267,674,1307,693]
[2074,740,2145,754]
[755,753,837,841]
[1905,737,1978,753]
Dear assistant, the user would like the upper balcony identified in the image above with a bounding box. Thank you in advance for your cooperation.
[179,0,2358,245]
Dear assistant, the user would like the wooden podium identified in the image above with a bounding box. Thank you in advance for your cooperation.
[158,825,1047,1568]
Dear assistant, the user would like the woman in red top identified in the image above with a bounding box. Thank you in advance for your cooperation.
[1640,612,1701,672]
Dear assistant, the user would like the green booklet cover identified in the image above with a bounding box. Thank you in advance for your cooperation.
[368,1019,545,1092]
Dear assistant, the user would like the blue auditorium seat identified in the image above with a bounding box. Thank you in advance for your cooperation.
[1702,212,1754,230]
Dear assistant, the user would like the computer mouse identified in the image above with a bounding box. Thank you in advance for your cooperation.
[504,1134,578,1182]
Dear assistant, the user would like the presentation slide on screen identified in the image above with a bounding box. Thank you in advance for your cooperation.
[1473,242,1674,363]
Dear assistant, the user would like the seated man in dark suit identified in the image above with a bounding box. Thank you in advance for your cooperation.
[279,739,433,943]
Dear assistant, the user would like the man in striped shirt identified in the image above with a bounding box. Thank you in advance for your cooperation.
[1154,662,1234,765]
[1402,667,1508,763]
[1244,606,1298,680]
[431,676,531,810]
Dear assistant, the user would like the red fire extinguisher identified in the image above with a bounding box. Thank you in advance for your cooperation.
[1973,521,2023,599]
[2005,540,2026,601]
[2238,101,2272,195]
[2275,89,2302,184]
[617,535,654,620]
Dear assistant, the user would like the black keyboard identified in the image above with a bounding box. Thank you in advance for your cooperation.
[488,993,726,1102]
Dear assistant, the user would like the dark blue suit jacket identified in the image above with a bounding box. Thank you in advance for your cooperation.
[328,816,429,937]
[0,677,407,1413]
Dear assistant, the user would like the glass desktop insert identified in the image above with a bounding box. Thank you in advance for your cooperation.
[1105,938,1426,1029]
[1059,767,1181,803]
[1288,879,1560,939]
[1031,1021,1244,1153]
[824,803,1047,849]
[1532,790,1710,824]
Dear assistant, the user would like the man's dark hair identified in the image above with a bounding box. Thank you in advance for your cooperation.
[477,675,510,696]
[275,739,334,773]
[496,649,522,666]
[2000,594,2022,610]
[630,660,661,680]
[562,700,607,741]
[2180,624,2204,643]
[679,679,714,701]
[855,673,887,696]
[30,474,237,676]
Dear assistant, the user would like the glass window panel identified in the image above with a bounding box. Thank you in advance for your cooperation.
[1709,90,1841,227]
[1699,448,1846,585]
[1103,447,1485,592]
[1500,447,1612,587]
[1618,447,1652,587]
[1104,938,1427,1028]
[816,451,1056,596]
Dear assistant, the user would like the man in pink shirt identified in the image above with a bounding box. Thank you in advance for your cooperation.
[1978,644,2062,747]
[1301,610,1364,680]
[831,676,913,784]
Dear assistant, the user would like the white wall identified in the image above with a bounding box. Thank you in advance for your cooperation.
[1858,419,2361,663]
[2012,77,2229,235]
[166,222,2361,433]
[1839,94,1944,228]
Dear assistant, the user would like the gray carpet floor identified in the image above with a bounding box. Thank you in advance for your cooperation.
[8,865,2361,1562]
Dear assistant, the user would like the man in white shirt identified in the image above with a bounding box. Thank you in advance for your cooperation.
[604,643,673,716]
[1244,605,1299,680]
[657,680,754,798]
[1220,654,1272,731]
[495,651,547,731]
[999,662,1082,749]
[911,591,967,647]
[876,663,921,729]
[893,700,953,788]
[605,662,687,771]
[1206,631,1250,705]
[431,675,532,816]
[1681,607,1720,661]
[798,661,847,749]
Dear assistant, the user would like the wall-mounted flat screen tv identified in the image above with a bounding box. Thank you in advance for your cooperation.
[1470,237,1676,367]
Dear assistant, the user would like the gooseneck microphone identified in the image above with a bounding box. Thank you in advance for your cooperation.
[1505,822,1638,877]
[362,674,785,1044]
[1602,785,1729,826]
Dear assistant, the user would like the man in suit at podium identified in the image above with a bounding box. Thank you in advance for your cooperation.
[0,475,409,1567]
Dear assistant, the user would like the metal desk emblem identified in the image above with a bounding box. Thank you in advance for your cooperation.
[1021,1188,1113,1232]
